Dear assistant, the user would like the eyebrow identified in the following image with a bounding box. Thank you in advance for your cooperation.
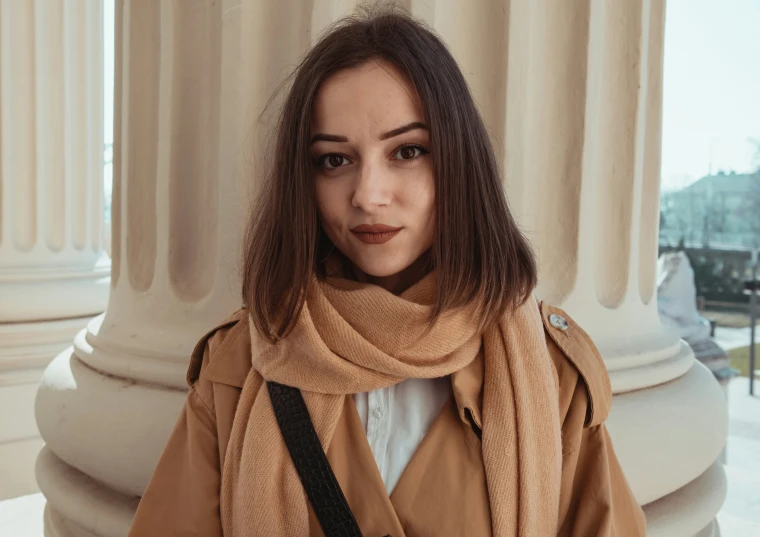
[310,121,429,145]
[379,121,429,140]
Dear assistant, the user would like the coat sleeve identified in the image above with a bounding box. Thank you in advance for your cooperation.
[557,379,647,537]
[127,358,223,536]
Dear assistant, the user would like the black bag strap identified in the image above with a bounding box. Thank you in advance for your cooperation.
[267,381,365,537]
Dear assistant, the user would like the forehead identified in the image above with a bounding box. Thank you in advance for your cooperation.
[311,60,424,135]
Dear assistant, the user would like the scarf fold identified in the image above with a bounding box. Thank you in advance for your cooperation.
[220,270,562,536]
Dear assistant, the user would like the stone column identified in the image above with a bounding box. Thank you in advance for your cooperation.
[35,1,727,536]
[0,0,109,500]
[441,0,726,535]
[34,1,312,535]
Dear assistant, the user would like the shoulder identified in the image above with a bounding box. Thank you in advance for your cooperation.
[187,308,254,389]
[538,301,612,427]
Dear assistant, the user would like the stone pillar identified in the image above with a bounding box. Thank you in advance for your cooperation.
[451,0,726,535]
[34,0,312,535]
[0,0,109,500]
[35,1,727,536]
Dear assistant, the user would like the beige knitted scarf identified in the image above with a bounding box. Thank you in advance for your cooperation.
[220,270,562,536]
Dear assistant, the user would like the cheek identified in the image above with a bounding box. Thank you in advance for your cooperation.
[315,181,344,232]
[415,173,436,228]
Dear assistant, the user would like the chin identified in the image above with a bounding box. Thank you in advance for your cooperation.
[349,253,416,278]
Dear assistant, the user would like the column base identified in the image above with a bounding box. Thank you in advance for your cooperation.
[0,317,94,378]
[0,316,95,501]
[607,360,728,504]
[45,504,101,537]
[35,346,186,498]
[697,520,721,537]
[36,447,137,537]
[0,253,110,323]
[0,437,45,501]
[643,460,726,536]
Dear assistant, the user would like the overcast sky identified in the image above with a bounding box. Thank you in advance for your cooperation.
[661,0,760,191]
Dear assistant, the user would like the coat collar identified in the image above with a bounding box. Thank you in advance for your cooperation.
[192,310,486,435]
[450,350,484,432]
[190,301,611,430]
[188,308,250,388]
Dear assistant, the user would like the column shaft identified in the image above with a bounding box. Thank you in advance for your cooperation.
[0,0,108,501]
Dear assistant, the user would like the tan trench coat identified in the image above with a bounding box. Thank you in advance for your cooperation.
[127,302,647,536]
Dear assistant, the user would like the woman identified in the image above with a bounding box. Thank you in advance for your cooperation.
[128,9,646,537]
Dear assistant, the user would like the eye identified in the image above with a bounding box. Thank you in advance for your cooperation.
[393,144,428,161]
[317,154,350,170]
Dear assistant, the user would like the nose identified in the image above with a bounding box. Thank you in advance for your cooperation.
[351,158,392,211]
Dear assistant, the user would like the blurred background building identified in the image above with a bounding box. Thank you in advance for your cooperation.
[661,171,760,251]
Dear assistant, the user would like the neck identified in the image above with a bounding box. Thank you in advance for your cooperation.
[346,250,432,295]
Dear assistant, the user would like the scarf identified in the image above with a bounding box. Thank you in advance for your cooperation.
[220,269,562,536]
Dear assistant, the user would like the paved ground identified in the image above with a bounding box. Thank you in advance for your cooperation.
[713,326,760,352]
[0,492,43,536]
[715,376,760,536]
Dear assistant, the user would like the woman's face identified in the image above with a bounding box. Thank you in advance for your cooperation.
[311,60,435,291]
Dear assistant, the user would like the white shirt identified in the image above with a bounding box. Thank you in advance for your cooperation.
[353,377,452,494]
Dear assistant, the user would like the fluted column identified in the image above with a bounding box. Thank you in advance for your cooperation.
[458,0,726,535]
[35,1,726,536]
[0,0,109,500]
[34,1,314,535]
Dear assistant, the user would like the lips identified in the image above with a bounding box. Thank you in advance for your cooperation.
[350,223,402,233]
[350,224,402,245]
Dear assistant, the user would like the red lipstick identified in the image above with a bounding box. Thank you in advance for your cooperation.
[350,224,402,244]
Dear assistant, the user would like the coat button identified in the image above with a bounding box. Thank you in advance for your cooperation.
[549,313,569,331]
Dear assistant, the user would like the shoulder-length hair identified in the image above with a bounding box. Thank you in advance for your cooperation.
[243,8,537,342]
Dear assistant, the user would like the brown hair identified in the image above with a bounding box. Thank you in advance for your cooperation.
[243,7,537,342]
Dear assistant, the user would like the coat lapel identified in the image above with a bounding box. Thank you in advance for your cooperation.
[310,386,492,537]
